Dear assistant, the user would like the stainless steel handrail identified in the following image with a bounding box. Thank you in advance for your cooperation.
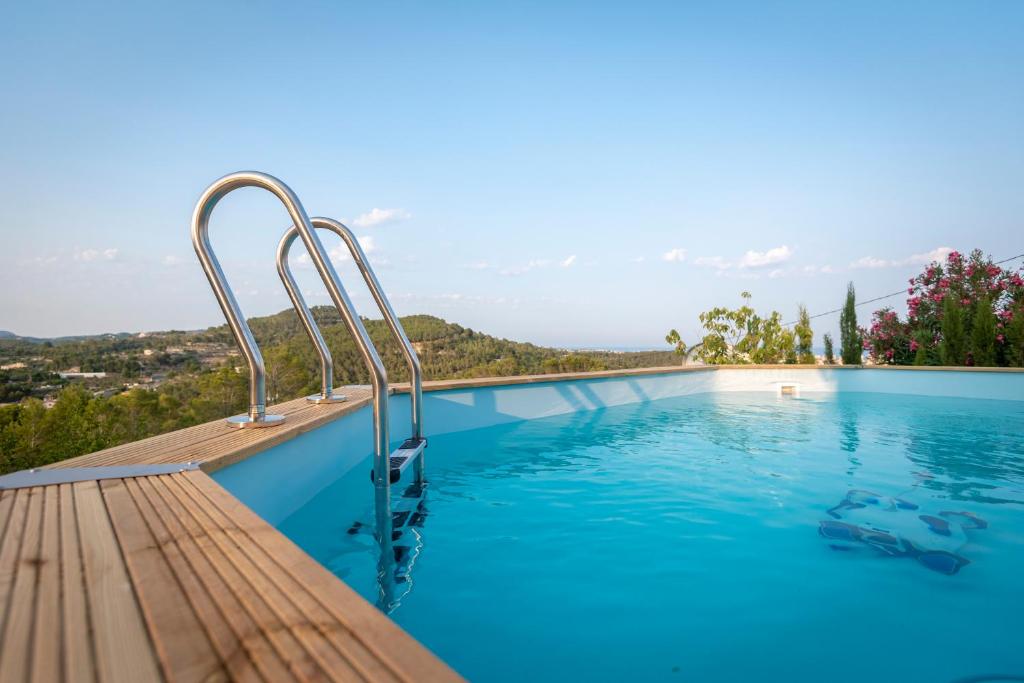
[193,171,395,574]
[277,217,424,452]
[191,171,330,428]
[274,229,347,405]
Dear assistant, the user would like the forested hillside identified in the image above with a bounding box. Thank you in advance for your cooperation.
[0,310,675,473]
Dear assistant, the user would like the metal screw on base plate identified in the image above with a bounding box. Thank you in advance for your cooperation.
[225,414,286,428]
[306,390,348,404]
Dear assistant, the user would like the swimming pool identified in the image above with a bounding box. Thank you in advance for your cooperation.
[215,369,1024,682]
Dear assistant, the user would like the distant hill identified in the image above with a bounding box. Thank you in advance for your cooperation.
[0,330,135,344]
[218,308,679,382]
[0,308,678,386]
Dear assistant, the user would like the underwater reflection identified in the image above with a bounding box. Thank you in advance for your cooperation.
[898,401,1024,505]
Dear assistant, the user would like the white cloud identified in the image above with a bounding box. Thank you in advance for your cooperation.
[560,254,577,268]
[392,292,523,307]
[499,259,551,276]
[849,246,954,269]
[74,247,119,262]
[22,255,59,267]
[694,256,731,270]
[351,208,411,229]
[662,248,687,263]
[850,256,890,269]
[907,246,954,265]
[162,255,182,266]
[800,264,835,275]
[693,246,793,272]
[738,245,791,269]
[630,256,645,263]
[463,261,492,270]
[293,235,377,268]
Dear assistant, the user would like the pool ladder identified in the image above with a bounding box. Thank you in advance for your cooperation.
[191,171,425,571]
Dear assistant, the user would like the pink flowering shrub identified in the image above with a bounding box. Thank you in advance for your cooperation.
[863,308,915,365]
[862,249,1024,366]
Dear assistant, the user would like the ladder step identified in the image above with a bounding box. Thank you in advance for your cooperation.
[370,437,427,484]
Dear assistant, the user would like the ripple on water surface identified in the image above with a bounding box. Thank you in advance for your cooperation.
[279,391,1024,683]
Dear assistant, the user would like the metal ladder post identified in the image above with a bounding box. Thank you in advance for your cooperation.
[277,217,426,485]
[191,171,333,428]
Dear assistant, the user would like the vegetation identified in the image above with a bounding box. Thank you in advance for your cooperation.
[684,292,795,365]
[862,250,1024,367]
[939,297,966,366]
[0,311,676,474]
[822,333,835,365]
[839,282,862,365]
[795,305,815,364]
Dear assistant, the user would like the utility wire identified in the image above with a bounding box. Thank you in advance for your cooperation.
[782,252,1024,327]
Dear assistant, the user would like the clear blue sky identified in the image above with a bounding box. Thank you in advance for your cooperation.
[1,1,1021,347]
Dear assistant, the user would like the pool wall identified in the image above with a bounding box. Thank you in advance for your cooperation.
[213,367,1024,525]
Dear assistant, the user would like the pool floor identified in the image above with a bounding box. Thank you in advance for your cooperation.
[279,391,1024,682]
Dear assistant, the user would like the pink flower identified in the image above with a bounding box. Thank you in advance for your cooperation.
[910,339,919,352]
[997,334,1006,343]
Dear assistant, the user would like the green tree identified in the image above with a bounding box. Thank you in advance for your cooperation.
[1006,308,1024,367]
[970,297,997,366]
[781,329,797,364]
[264,344,315,402]
[939,297,966,366]
[839,282,862,365]
[823,333,835,365]
[795,305,815,364]
[665,329,687,358]
[687,292,789,364]
[912,331,931,366]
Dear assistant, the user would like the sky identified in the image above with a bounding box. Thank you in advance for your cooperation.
[0,1,1021,348]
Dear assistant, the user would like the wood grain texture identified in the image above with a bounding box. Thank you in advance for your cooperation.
[0,471,464,682]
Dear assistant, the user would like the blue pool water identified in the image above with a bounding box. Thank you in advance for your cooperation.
[278,391,1024,682]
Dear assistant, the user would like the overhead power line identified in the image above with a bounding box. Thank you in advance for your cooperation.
[783,251,1024,327]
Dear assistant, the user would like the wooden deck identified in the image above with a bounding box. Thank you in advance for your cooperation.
[0,386,461,683]
[49,386,377,474]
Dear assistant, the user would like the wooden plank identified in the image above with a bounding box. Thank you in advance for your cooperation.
[50,387,375,472]
[0,488,24,644]
[59,483,96,683]
[168,473,384,683]
[187,472,463,683]
[123,477,262,683]
[155,475,331,683]
[1,487,42,682]
[137,476,300,682]
[100,478,226,683]
[73,479,164,683]
[31,486,62,683]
